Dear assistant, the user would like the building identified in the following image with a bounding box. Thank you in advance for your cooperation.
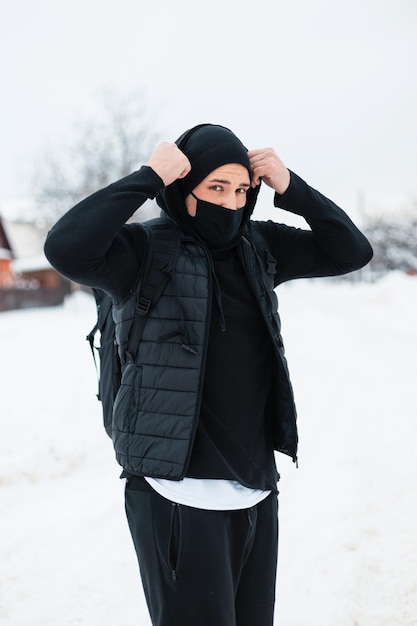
[0,218,14,288]
[0,216,72,312]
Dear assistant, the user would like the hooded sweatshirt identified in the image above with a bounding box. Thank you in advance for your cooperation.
[155,124,279,491]
[44,123,373,495]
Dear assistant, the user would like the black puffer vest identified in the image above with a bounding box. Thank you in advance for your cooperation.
[111,220,298,478]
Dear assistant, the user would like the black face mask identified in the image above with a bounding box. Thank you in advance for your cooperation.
[188,193,245,247]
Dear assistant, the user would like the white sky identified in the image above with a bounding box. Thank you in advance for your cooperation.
[1,0,416,220]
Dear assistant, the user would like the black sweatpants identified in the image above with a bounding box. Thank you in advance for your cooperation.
[125,479,278,626]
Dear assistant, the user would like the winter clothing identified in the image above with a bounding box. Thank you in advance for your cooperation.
[110,216,292,488]
[173,123,252,199]
[44,123,373,626]
[44,164,372,487]
[125,477,278,626]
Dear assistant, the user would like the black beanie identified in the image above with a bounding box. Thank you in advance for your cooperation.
[176,124,251,198]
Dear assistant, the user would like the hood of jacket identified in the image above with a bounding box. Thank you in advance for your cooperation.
[156,123,261,251]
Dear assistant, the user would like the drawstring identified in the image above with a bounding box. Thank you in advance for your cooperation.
[247,507,254,527]
[211,270,226,332]
[205,247,226,332]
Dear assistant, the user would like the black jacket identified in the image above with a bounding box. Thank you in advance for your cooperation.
[44,166,373,478]
[109,218,300,477]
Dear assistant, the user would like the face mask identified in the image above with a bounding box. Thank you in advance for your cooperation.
[188,193,245,246]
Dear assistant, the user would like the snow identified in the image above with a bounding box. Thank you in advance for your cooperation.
[1,220,45,259]
[1,273,416,625]
[12,253,51,274]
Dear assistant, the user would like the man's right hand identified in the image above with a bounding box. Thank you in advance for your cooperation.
[146,142,191,187]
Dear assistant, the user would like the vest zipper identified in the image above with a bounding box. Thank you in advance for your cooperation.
[180,240,213,476]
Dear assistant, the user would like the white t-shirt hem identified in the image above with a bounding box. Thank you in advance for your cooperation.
[144,476,271,510]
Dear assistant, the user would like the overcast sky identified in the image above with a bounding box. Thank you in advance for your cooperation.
[1,0,416,222]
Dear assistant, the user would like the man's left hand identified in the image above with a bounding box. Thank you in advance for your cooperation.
[248,148,290,194]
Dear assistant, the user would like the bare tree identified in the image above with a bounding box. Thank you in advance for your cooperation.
[33,88,162,229]
[364,212,417,276]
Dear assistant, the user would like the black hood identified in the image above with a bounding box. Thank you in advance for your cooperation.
[156,123,261,250]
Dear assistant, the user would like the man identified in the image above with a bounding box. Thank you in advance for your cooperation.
[44,123,373,626]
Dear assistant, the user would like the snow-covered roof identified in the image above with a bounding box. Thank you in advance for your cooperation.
[1,218,45,258]
[12,254,51,273]
[0,247,13,260]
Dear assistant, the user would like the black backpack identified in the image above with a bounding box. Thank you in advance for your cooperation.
[86,221,181,437]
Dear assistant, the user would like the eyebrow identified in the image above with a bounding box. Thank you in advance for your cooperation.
[208,178,250,187]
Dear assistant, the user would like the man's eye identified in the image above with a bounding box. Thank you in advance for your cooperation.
[237,188,247,194]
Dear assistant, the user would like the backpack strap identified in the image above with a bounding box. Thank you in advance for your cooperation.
[244,225,276,271]
[86,288,113,391]
[125,222,181,363]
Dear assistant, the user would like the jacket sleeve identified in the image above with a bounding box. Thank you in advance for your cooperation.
[44,166,164,301]
[257,170,373,285]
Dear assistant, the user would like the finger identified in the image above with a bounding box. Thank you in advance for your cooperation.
[177,167,190,180]
[249,153,268,172]
[251,171,262,188]
[248,148,267,158]
[251,159,268,178]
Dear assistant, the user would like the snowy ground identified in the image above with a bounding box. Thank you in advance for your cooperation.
[1,273,416,625]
